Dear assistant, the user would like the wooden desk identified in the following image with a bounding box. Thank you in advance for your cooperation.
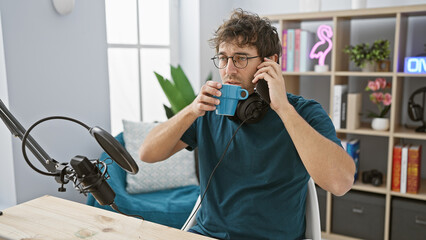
[0,195,214,240]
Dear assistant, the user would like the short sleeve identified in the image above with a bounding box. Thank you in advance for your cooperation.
[181,119,198,151]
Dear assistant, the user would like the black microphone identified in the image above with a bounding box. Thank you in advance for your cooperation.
[70,155,115,206]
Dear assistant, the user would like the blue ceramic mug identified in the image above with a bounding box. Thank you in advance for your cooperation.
[215,84,249,116]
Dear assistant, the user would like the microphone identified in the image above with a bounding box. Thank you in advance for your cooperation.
[70,155,115,206]
[0,100,144,219]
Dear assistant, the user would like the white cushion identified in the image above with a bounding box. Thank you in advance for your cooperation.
[123,120,198,194]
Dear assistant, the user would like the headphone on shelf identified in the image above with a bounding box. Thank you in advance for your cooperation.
[408,86,426,122]
[227,79,270,124]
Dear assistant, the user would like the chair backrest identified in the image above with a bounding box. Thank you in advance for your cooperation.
[181,194,201,231]
[182,178,321,240]
[304,178,322,240]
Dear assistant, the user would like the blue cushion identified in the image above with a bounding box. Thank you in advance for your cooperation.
[87,133,200,229]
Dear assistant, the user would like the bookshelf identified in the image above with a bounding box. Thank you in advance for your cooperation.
[266,4,426,240]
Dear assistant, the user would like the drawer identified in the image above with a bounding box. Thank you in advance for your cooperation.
[315,185,327,232]
[332,190,385,239]
[391,197,426,240]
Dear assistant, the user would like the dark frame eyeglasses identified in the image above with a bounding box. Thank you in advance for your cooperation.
[211,54,260,69]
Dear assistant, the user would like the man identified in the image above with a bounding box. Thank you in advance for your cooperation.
[140,9,355,240]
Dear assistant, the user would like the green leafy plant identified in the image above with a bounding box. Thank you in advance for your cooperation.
[154,65,197,119]
[343,40,390,68]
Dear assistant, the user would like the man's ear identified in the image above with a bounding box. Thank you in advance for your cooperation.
[267,54,279,63]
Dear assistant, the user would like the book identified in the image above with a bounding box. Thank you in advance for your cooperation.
[299,30,315,72]
[332,85,348,129]
[286,29,295,72]
[347,93,362,130]
[281,29,288,71]
[294,29,301,72]
[400,145,410,193]
[340,91,348,129]
[391,144,403,192]
[407,145,422,194]
[347,139,360,182]
[341,139,348,151]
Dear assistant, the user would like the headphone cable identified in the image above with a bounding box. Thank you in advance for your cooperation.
[182,118,247,231]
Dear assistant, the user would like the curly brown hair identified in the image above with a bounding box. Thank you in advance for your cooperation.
[209,9,281,60]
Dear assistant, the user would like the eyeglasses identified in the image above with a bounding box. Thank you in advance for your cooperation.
[211,53,260,69]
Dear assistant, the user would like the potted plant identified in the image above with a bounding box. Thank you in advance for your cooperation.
[365,77,392,131]
[343,39,390,72]
[154,65,212,118]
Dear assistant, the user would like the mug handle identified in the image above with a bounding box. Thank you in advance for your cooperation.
[239,89,249,100]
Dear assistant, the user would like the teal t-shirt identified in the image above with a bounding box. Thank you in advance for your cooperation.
[181,94,341,240]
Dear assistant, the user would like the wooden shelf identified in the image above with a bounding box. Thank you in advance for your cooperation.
[336,123,390,137]
[390,179,426,201]
[322,232,362,240]
[282,71,332,76]
[266,4,426,21]
[393,126,426,140]
[352,179,388,195]
[265,4,426,240]
[335,71,394,77]
[396,73,426,78]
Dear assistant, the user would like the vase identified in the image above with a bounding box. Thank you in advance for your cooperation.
[371,118,389,131]
[362,61,376,72]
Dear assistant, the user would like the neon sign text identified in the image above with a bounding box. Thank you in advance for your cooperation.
[404,57,426,73]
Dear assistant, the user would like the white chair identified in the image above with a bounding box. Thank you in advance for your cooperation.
[182,178,321,240]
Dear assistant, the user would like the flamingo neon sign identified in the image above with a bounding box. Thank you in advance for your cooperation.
[309,25,333,72]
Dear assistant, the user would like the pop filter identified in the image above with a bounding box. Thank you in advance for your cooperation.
[89,126,139,174]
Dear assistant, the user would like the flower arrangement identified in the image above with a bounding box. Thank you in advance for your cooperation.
[365,78,392,118]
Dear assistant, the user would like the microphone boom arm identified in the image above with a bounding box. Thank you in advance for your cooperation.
[0,99,58,173]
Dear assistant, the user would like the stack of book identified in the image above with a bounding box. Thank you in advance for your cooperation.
[282,29,316,72]
[391,144,422,194]
[332,86,362,130]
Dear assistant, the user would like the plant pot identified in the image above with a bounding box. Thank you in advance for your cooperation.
[377,60,391,72]
[362,61,376,72]
[371,118,389,131]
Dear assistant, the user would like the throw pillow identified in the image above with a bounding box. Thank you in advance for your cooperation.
[123,119,198,194]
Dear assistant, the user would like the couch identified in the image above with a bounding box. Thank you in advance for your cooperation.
[87,132,200,229]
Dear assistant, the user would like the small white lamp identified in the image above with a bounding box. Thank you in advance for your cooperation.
[52,0,75,15]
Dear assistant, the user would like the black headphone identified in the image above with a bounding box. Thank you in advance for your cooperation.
[408,86,426,122]
[227,79,270,124]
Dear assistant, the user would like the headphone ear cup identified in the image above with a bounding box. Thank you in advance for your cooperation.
[409,103,423,121]
[414,104,423,121]
[235,94,269,124]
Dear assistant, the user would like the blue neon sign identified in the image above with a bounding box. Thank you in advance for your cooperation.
[404,57,426,73]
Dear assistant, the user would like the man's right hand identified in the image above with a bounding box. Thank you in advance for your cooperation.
[190,81,222,117]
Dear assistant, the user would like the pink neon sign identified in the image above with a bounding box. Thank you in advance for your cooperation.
[309,25,333,66]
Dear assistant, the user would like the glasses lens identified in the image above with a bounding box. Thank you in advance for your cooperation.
[214,55,227,69]
[233,54,248,69]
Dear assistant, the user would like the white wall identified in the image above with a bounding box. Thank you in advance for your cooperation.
[179,0,231,91]
[0,0,110,205]
[178,0,201,91]
[0,10,16,210]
